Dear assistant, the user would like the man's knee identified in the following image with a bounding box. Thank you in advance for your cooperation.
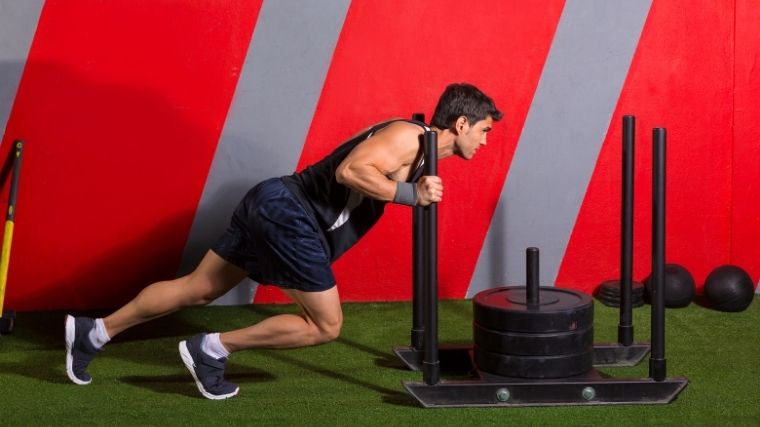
[183,251,247,306]
[192,290,219,306]
[311,317,342,344]
[182,275,226,306]
[288,286,343,345]
[321,321,343,343]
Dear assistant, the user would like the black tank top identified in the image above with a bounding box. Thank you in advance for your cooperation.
[281,119,429,261]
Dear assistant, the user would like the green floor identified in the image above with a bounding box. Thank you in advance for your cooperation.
[1,297,758,426]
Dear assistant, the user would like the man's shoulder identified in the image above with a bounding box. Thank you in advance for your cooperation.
[372,119,427,140]
[381,118,428,130]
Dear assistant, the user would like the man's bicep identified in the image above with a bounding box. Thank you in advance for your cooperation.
[340,131,414,176]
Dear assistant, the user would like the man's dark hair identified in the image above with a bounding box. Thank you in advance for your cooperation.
[430,83,503,129]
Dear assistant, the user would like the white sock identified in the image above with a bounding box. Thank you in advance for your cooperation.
[88,318,111,349]
[201,333,230,360]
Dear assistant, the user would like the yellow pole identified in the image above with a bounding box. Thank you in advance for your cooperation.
[0,141,23,315]
[0,219,14,314]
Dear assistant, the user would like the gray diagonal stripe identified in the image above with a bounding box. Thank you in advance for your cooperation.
[467,0,652,297]
[0,1,45,139]
[178,0,350,305]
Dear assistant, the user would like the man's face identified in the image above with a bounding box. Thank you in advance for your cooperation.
[455,116,494,160]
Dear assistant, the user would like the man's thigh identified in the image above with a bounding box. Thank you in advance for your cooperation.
[284,286,343,331]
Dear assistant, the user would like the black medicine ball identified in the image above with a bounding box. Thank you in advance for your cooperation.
[704,265,755,312]
[644,263,696,308]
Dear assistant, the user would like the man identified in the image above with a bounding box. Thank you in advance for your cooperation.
[65,82,502,399]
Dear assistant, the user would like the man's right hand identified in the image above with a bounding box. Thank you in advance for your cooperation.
[416,175,443,206]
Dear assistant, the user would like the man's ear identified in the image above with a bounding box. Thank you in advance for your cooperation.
[454,116,469,134]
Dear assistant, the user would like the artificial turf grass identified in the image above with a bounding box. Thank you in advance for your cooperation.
[0,297,758,426]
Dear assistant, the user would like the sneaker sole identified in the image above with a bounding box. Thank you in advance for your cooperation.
[178,341,239,400]
[64,315,92,385]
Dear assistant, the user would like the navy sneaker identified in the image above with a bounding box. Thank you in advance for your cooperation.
[179,334,239,400]
[64,315,101,385]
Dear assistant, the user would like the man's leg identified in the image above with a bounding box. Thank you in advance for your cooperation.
[221,286,343,351]
[103,250,249,337]
[178,286,342,400]
[65,250,248,385]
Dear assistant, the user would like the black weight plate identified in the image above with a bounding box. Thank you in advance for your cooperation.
[474,345,593,379]
[599,288,644,298]
[596,297,644,307]
[597,291,643,302]
[598,291,644,302]
[597,296,622,308]
[596,294,644,308]
[598,280,645,295]
[473,286,593,333]
[598,294,644,304]
[599,289,645,298]
[473,322,593,356]
[598,292,644,302]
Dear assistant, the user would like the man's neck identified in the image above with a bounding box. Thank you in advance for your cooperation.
[430,127,457,159]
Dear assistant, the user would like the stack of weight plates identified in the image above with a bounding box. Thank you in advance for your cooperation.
[596,280,645,308]
[472,286,594,379]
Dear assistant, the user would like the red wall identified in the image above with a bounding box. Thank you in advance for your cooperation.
[1,0,262,310]
[731,0,760,285]
[557,0,738,292]
[1,0,757,310]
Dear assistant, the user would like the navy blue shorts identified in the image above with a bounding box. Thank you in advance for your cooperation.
[211,178,335,292]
